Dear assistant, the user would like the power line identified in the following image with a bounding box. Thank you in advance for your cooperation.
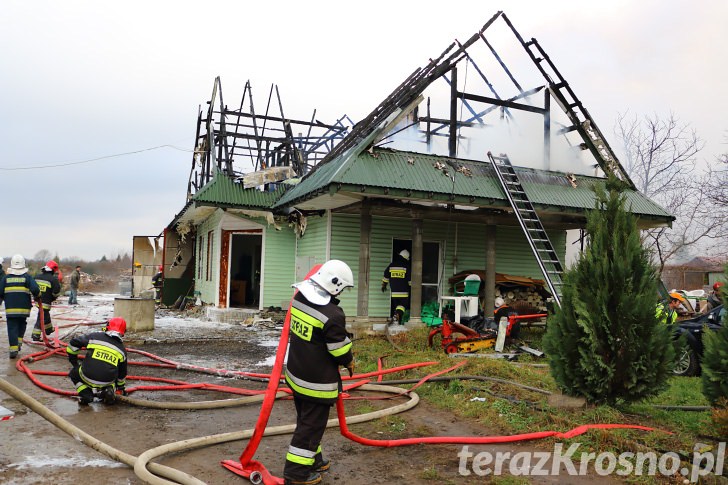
[0,144,193,171]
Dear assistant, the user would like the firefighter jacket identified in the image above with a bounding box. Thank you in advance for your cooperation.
[382,255,411,298]
[35,270,61,310]
[284,292,353,404]
[0,273,40,318]
[67,331,127,388]
[655,303,677,325]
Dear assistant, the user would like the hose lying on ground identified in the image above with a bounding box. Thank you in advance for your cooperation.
[0,375,418,485]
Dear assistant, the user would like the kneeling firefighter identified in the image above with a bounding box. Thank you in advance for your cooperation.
[67,317,128,405]
[283,260,355,485]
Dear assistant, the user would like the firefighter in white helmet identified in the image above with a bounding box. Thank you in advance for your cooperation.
[283,260,355,485]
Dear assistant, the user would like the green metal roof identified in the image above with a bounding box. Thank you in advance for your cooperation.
[192,171,286,209]
[274,147,673,221]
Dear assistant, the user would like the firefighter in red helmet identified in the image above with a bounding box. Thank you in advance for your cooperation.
[67,317,128,405]
[32,260,62,341]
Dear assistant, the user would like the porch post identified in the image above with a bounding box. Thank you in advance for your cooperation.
[484,224,496,314]
[357,202,371,317]
[409,216,424,325]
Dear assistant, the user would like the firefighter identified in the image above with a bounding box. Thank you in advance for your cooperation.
[0,254,40,359]
[32,260,62,341]
[283,260,355,485]
[655,292,686,325]
[67,317,128,405]
[381,249,411,324]
[151,265,164,303]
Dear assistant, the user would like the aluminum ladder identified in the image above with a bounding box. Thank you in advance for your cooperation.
[500,13,635,190]
[488,152,563,307]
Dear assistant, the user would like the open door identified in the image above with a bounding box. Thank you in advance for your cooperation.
[221,230,262,308]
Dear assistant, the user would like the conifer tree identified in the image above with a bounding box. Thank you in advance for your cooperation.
[701,268,728,405]
[543,177,674,405]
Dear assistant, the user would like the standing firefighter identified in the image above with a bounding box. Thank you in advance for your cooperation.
[381,249,411,324]
[0,254,40,359]
[32,260,61,341]
[67,317,128,405]
[283,260,355,485]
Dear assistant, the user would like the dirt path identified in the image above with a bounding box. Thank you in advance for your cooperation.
[0,298,623,484]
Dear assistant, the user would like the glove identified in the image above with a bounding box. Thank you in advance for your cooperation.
[381,283,387,293]
[116,386,127,396]
[345,361,355,378]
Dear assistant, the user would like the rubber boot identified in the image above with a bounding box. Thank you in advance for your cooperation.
[313,458,330,472]
[78,389,94,405]
[284,473,322,485]
[101,387,116,405]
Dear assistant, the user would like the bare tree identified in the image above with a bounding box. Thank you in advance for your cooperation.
[33,249,53,262]
[615,112,726,271]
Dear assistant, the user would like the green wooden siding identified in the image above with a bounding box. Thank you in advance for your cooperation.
[494,226,566,279]
[329,214,362,316]
[296,214,329,267]
[195,210,224,304]
[262,226,297,309]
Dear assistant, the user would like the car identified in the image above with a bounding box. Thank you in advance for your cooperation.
[673,304,725,377]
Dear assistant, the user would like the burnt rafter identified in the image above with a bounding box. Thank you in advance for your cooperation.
[310,10,634,190]
[186,77,353,200]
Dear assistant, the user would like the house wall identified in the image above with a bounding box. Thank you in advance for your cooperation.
[323,214,567,318]
[195,210,224,305]
[261,224,297,309]
[295,213,329,279]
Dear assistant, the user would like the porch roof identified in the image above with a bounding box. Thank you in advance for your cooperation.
[273,147,674,222]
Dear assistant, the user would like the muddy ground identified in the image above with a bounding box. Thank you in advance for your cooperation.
[0,294,621,484]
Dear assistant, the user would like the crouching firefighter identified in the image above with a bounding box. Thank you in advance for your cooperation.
[283,260,355,485]
[67,317,128,405]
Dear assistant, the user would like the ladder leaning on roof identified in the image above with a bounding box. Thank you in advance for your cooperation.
[488,152,563,308]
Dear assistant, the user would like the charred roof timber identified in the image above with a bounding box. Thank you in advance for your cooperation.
[186,77,353,200]
[308,11,635,190]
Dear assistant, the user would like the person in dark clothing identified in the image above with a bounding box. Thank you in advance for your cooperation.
[0,254,40,358]
[381,249,411,324]
[32,260,62,341]
[69,265,81,305]
[67,317,128,405]
[283,260,355,485]
[707,281,724,311]
[0,257,5,281]
[151,265,164,303]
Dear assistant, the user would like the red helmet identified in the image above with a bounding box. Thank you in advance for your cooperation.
[46,260,59,272]
[106,317,127,337]
[714,281,724,292]
[158,265,163,271]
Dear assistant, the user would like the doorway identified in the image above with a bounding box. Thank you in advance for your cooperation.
[229,233,262,308]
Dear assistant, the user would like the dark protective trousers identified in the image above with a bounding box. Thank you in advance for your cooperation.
[283,395,331,480]
[32,309,52,339]
[390,296,410,321]
[6,316,28,352]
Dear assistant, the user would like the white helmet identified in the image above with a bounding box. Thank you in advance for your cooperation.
[494,297,505,308]
[399,249,410,260]
[310,260,354,297]
[7,254,28,275]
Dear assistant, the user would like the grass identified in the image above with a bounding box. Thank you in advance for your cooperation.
[351,325,726,483]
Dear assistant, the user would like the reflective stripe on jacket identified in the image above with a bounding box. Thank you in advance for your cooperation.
[284,292,353,404]
[67,331,127,388]
[0,274,40,317]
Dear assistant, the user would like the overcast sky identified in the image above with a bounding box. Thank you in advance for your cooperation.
[1,0,725,262]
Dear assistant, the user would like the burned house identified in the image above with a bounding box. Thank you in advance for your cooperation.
[155,11,673,323]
